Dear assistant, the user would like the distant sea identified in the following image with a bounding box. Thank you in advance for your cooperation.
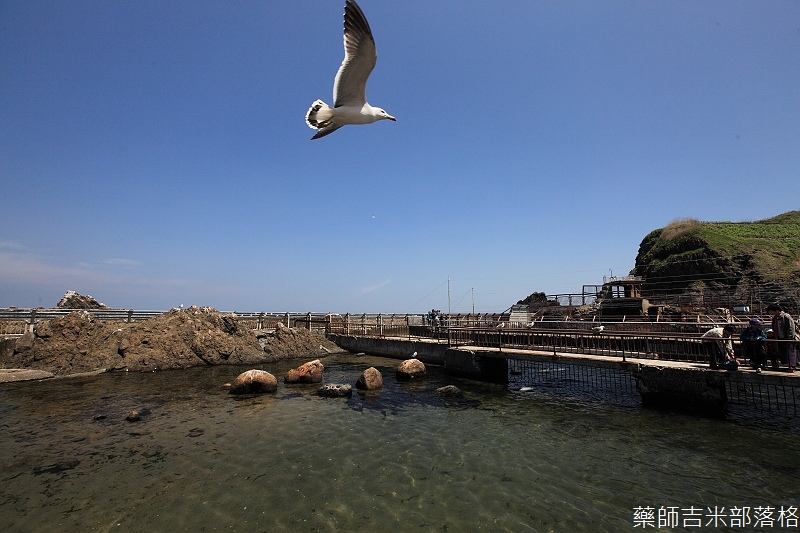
[1,354,798,532]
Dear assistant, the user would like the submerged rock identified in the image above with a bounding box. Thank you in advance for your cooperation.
[316,384,352,398]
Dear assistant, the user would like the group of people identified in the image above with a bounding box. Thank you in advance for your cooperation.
[702,304,798,373]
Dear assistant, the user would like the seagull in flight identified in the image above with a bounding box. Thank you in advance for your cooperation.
[306,0,396,140]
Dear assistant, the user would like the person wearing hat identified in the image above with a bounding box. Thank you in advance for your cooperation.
[741,318,767,371]
[767,304,797,372]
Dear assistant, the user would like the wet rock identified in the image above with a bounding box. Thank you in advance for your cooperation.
[356,367,384,390]
[316,384,352,398]
[229,369,278,394]
[396,359,426,381]
[284,359,324,384]
[435,385,463,396]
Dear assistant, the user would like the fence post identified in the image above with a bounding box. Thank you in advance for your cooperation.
[344,313,350,335]
[29,309,36,332]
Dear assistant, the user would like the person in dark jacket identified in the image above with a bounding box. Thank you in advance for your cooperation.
[767,304,797,372]
[741,318,767,371]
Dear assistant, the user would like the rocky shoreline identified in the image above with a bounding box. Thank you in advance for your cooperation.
[0,306,344,381]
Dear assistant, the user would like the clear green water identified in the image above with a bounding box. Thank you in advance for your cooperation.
[1,354,798,532]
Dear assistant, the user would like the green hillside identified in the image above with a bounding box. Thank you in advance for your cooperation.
[632,211,800,309]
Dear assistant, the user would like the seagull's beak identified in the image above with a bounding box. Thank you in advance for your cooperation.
[386,114,396,121]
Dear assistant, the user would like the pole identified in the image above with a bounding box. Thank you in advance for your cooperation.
[447,276,451,316]
[447,276,451,348]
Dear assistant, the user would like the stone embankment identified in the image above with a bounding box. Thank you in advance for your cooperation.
[0,306,342,380]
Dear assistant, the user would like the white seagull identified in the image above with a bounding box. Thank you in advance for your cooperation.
[306,0,396,140]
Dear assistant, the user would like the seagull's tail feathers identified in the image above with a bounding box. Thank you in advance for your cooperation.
[306,99,341,139]
[306,100,332,128]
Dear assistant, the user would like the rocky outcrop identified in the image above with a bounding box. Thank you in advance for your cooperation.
[57,290,108,309]
[631,213,800,311]
[3,307,340,376]
[396,358,426,381]
[229,369,278,394]
[284,359,324,383]
[258,323,339,359]
[355,366,383,390]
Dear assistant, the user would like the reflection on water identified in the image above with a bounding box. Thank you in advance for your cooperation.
[1,353,798,532]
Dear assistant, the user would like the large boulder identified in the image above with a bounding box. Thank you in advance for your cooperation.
[229,369,278,394]
[396,358,426,381]
[284,359,324,383]
[355,367,384,390]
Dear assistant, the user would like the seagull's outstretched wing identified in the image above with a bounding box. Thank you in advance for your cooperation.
[333,0,377,108]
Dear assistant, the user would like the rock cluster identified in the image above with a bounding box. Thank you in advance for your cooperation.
[230,358,438,399]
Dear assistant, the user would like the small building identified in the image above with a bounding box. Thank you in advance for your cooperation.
[597,276,658,319]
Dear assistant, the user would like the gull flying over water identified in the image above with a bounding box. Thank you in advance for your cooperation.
[305,0,396,140]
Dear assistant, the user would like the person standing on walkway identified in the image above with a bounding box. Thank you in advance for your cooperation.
[764,328,780,370]
[767,304,797,372]
[741,318,767,370]
[701,324,737,369]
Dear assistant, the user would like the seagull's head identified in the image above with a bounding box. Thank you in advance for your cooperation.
[375,108,396,122]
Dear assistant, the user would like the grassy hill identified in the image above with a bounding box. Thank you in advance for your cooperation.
[631,211,800,310]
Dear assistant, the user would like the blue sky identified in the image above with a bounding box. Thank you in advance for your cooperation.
[1,1,799,313]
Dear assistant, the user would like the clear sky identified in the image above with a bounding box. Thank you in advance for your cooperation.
[1,1,799,313]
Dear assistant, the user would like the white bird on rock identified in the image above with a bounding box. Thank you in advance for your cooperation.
[305,0,396,139]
